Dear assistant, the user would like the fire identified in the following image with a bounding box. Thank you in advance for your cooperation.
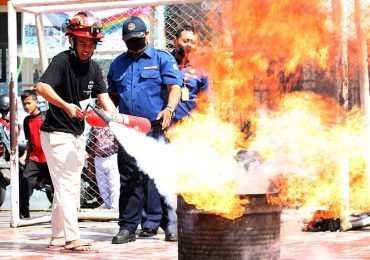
[170,92,370,219]
[245,92,370,217]
[303,209,340,231]
[193,0,332,125]
[167,114,248,219]
[166,0,370,220]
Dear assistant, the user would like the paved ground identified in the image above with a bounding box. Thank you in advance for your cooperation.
[0,209,370,259]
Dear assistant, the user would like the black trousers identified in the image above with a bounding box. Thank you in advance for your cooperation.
[19,160,53,218]
[117,123,170,232]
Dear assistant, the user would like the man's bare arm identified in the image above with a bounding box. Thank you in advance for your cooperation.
[156,84,181,129]
[96,93,117,114]
[35,82,83,119]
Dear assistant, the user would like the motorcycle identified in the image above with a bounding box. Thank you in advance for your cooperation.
[0,115,11,206]
[0,112,29,207]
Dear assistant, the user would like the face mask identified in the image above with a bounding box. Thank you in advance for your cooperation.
[125,37,147,53]
[177,45,193,58]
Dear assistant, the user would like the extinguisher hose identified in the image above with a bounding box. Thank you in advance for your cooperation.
[86,103,112,125]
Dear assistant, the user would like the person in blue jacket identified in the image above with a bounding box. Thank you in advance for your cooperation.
[150,23,210,241]
[140,24,211,244]
[108,16,182,244]
[172,23,209,121]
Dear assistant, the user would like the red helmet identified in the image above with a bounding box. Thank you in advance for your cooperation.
[65,12,104,39]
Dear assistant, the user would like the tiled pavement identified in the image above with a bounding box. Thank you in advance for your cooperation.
[1,210,370,259]
[0,210,176,260]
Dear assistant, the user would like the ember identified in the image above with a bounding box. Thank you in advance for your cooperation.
[304,210,370,232]
[303,210,340,232]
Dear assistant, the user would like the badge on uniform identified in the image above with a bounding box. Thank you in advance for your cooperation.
[181,87,189,101]
[144,65,158,69]
[189,68,196,74]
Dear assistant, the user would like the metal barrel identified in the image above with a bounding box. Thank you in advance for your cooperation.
[177,194,281,260]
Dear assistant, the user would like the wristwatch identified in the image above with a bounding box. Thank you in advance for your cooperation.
[165,105,174,114]
[165,105,176,118]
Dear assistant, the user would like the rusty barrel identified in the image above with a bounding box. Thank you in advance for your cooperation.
[177,194,281,260]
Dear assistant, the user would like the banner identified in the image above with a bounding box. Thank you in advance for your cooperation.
[22,7,153,59]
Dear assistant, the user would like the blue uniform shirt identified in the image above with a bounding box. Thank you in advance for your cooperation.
[173,51,209,120]
[108,45,182,121]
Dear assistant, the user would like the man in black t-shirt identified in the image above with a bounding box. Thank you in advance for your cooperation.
[36,12,116,253]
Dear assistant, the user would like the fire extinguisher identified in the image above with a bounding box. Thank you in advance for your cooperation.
[85,105,151,134]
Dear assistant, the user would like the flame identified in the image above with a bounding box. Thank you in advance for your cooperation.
[192,0,332,125]
[249,92,370,217]
[166,0,370,220]
[303,209,339,231]
[167,114,248,219]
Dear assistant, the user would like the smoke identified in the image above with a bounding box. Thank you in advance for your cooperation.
[110,122,178,209]
[108,89,368,217]
[109,121,250,211]
[247,99,344,178]
[109,113,286,206]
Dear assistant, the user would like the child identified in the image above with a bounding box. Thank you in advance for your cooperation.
[88,100,120,209]
[19,89,53,219]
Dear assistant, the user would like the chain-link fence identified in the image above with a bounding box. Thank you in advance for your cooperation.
[8,0,370,221]
[83,0,370,213]
[4,1,224,224]
[82,2,222,212]
[93,2,221,85]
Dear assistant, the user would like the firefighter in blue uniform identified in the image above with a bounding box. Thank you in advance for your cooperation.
[138,24,211,244]
[154,24,210,239]
[172,24,209,122]
[108,16,182,244]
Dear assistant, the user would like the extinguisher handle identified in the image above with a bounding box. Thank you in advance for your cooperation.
[150,119,163,128]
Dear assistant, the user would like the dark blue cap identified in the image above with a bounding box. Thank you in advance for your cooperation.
[122,16,147,41]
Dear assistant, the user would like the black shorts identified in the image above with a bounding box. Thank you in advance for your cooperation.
[23,160,50,179]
